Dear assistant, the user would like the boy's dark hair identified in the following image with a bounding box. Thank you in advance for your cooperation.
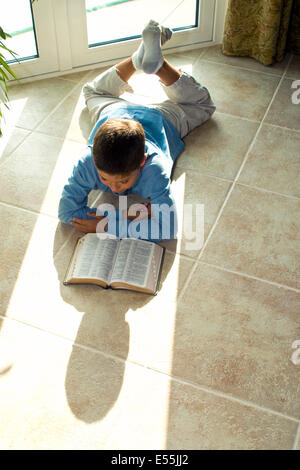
[93,118,145,174]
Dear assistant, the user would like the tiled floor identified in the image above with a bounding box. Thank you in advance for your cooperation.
[0,45,300,450]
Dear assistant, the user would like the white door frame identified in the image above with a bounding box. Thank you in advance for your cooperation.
[7,0,59,80]
[68,0,217,68]
[7,0,228,84]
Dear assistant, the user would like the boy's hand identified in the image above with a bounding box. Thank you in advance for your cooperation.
[70,212,107,233]
[127,202,151,221]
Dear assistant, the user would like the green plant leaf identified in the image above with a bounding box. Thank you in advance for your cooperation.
[0,40,17,57]
[0,79,9,105]
[0,56,18,80]
[0,66,9,81]
[0,27,12,40]
[0,23,19,134]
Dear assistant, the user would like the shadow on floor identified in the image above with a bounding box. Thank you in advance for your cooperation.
[53,222,175,423]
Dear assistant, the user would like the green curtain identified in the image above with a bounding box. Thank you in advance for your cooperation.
[222,0,300,65]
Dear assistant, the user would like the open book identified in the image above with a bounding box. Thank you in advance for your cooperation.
[63,233,165,295]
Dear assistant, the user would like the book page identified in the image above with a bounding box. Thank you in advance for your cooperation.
[111,239,154,288]
[72,235,119,283]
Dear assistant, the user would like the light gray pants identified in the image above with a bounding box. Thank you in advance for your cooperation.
[82,66,216,139]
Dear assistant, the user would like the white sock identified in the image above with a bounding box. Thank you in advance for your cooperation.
[142,20,172,74]
[132,19,172,73]
[132,43,144,71]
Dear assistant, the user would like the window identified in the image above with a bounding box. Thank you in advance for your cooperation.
[3,0,221,81]
[2,0,38,63]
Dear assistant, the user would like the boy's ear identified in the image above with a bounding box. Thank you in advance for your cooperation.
[140,153,147,167]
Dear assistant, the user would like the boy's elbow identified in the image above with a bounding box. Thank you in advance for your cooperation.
[58,212,71,226]
[58,202,72,225]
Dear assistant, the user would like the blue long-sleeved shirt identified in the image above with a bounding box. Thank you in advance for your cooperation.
[58,102,185,241]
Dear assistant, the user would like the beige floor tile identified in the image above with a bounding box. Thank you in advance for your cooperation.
[128,71,168,103]
[2,42,299,450]
[191,61,280,120]
[57,70,91,83]
[0,318,140,448]
[264,78,300,130]
[7,78,77,130]
[0,132,86,217]
[0,204,37,315]
[173,263,300,417]
[0,127,30,165]
[285,55,300,80]
[158,168,232,258]
[164,50,203,73]
[2,218,88,340]
[53,229,193,367]
[0,204,73,316]
[106,361,297,450]
[177,112,259,180]
[201,184,300,289]
[200,45,290,76]
[35,85,93,144]
[239,124,300,198]
[0,285,298,450]
[2,206,192,370]
[166,380,298,450]
[84,66,113,83]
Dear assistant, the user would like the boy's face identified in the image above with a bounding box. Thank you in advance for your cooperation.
[97,168,140,194]
[97,153,146,194]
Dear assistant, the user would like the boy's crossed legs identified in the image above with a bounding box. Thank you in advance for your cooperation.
[83,19,216,138]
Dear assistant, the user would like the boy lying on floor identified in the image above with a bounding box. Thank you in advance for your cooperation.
[58,20,216,242]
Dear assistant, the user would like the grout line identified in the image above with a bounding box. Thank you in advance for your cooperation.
[197,260,300,293]
[0,200,59,220]
[226,54,293,185]
[0,202,77,262]
[212,110,261,124]
[0,128,35,171]
[29,127,89,146]
[30,82,84,133]
[199,56,293,80]
[0,80,85,167]
[0,134,32,172]
[235,181,300,202]
[174,168,300,202]
[292,422,300,450]
[212,109,300,135]
[56,69,91,83]
[256,120,300,134]
[1,313,299,426]
[174,164,235,184]
[177,53,294,303]
[53,228,78,262]
[176,181,234,303]
[158,371,300,425]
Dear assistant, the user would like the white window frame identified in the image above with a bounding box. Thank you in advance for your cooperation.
[7,0,59,80]
[7,0,228,83]
[67,0,217,68]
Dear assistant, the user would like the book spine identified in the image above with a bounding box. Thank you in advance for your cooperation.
[63,237,84,284]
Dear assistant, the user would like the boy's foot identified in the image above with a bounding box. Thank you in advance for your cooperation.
[142,20,172,74]
[132,19,172,73]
